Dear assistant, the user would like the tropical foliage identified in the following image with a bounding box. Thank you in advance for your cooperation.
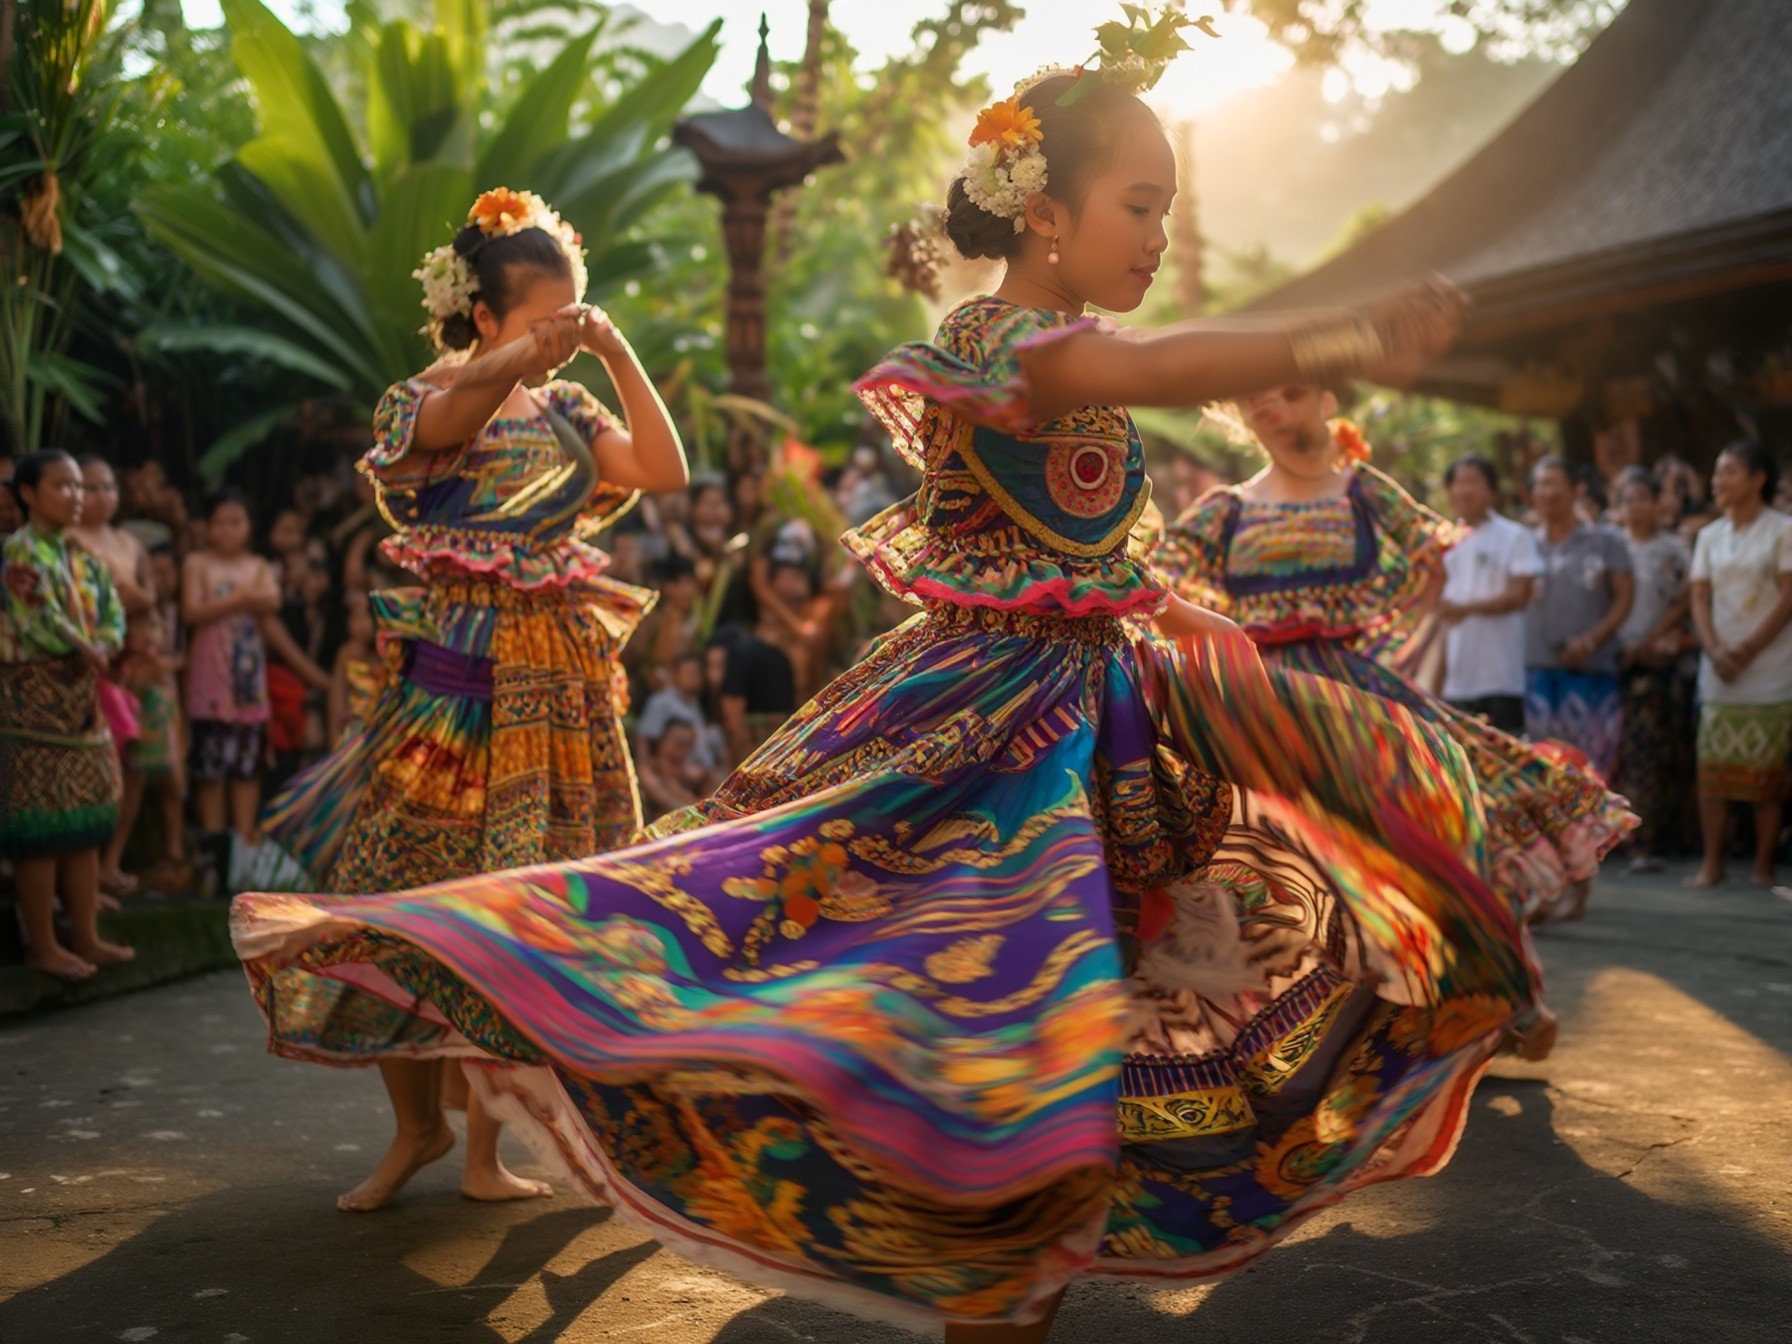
[1,0,132,456]
[135,0,719,465]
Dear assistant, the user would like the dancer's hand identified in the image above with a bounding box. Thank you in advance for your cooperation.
[1362,276,1467,387]
[578,306,629,360]
[528,307,586,377]
[1155,594,1245,643]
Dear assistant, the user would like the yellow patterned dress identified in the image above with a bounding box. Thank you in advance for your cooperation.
[237,300,1536,1328]
[261,378,651,1053]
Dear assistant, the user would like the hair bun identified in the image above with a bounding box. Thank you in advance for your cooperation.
[943,177,1023,262]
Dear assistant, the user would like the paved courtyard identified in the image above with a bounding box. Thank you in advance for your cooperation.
[3,867,1790,1342]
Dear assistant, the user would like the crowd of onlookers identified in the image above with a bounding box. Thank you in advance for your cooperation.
[0,437,913,903]
[1434,441,1792,892]
[6,431,1791,907]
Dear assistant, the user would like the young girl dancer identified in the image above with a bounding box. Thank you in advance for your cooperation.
[237,41,1537,1342]
[1159,385,1636,947]
[258,188,687,1212]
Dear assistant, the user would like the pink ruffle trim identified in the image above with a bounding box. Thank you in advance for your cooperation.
[382,531,616,595]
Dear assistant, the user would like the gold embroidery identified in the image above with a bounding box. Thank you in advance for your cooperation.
[924,934,1005,984]
[1118,1085,1256,1142]
[953,419,1153,559]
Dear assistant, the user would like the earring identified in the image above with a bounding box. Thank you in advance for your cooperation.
[1047,236,1060,266]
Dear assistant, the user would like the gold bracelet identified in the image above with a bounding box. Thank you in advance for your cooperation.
[1288,309,1387,382]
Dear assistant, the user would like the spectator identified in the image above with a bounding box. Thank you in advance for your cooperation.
[182,487,278,892]
[637,649,725,775]
[837,442,897,525]
[326,589,383,746]
[263,548,334,782]
[267,507,309,582]
[109,604,187,892]
[70,454,155,897]
[1614,467,1693,870]
[636,719,712,821]
[0,450,134,979]
[147,542,184,657]
[632,551,700,694]
[717,562,802,766]
[1686,441,1792,889]
[1524,456,1635,782]
[0,451,20,535]
[1439,453,1542,736]
[684,477,738,592]
[117,459,186,555]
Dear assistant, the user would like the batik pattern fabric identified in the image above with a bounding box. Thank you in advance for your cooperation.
[1696,701,1792,803]
[258,377,652,1057]
[1160,480,1636,921]
[0,525,125,858]
[235,299,1535,1330]
[1524,667,1623,785]
[1617,666,1691,855]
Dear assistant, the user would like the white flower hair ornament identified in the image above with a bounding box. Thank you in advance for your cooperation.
[412,187,589,332]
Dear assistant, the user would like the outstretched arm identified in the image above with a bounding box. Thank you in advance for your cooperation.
[1022,281,1465,424]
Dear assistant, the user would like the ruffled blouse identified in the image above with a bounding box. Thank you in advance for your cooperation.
[852,297,1168,619]
[1159,465,1456,648]
[364,377,642,595]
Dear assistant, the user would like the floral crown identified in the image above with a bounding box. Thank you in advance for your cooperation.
[958,5,1215,228]
[413,188,589,335]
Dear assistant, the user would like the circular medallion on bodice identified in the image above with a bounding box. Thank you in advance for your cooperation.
[1045,441,1127,518]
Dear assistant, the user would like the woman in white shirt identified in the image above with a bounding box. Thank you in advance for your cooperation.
[1687,441,1792,888]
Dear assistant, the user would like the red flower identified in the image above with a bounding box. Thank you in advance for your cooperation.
[1333,419,1372,465]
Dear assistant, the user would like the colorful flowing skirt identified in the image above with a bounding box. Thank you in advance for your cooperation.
[1525,666,1624,784]
[1695,701,1792,803]
[1269,642,1635,920]
[257,576,647,1056]
[235,605,1534,1328]
[0,658,122,859]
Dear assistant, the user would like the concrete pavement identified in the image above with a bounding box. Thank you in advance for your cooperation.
[2,865,1789,1343]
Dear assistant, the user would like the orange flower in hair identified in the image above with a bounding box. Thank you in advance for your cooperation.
[468,187,532,235]
[1333,419,1372,465]
[968,96,1044,159]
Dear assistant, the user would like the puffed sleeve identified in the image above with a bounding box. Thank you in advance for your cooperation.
[853,301,1106,469]
[360,378,465,489]
[1154,488,1239,615]
[543,380,639,534]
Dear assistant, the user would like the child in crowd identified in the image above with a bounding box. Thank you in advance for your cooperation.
[182,488,277,891]
[635,718,711,821]
[635,649,724,775]
[326,589,383,745]
[109,604,187,891]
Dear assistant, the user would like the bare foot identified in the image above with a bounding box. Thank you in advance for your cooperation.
[338,1124,456,1212]
[71,939,136,968]
[98,892,123,913]
[1683,869,1725,889]
[1751,869,1777,888]
[100,867,138,897]
[28,945,97,980]
[461,1161,553,1204]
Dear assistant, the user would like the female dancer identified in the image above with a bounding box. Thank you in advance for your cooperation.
[237,53,1535,1341]
[1,451,135,978]
[260,188,687,1211]
[1159,386,1636,938]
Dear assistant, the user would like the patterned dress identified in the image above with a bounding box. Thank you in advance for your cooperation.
[0,523,125,857]
[258,377,650,1055]
[1159,472,1636,920]
[236,299,1535,1328]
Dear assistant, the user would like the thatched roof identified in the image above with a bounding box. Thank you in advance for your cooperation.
[1252,0,1792,370]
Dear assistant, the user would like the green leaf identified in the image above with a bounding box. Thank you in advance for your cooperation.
[136,324,355,391]
[198,401,305,485]
[582,21,721,149]
[363,161,474,369]
[26,350,115,424]
[221,0,372,261]
[475,29,598,186]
